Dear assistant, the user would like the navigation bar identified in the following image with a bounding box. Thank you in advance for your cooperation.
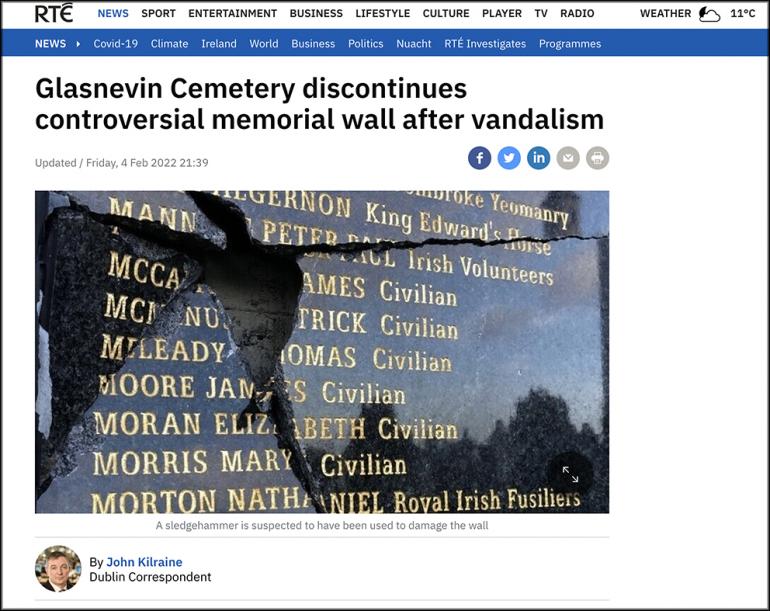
[3,28,767,56]
[2,2,766,29]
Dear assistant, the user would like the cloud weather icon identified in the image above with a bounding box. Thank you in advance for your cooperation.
[699,7,721,22]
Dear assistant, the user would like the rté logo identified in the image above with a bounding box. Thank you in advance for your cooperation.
[35,2,73,23]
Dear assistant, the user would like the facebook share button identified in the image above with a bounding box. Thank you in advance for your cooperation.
[468,146,491,170]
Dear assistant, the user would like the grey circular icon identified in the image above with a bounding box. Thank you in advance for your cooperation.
[586,146,609,169]
[557,146,580,169]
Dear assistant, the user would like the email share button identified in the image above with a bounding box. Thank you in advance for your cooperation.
[557,146,580,169]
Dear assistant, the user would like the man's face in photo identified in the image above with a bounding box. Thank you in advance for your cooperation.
[46,557,70,588]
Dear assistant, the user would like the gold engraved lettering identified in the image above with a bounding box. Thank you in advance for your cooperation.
[296,307,366,333]
[343,234,396,267]
[372,348,452,372]
[219,448,292,472]
[92,489,216,514]
[320,453,407,477]
[405,190,485,208]
[182,305,222,328]
[419,211,490,240]
[459,255,554,286]
[503,227,553,255]
[98,373,194,398]
[378,417,458,440]
[380,314,457,340]
[92,449,208,476]
[226,487,313,512]
[204,376,270,400]
[319,491,384,514]
[321,381,405,405]
[379,279,456,306]
[393,490,450,512]
[93,411,200,436]
[365,201,412,236]
[280,344,356,368]
[103,293,159,325]
[259,219,337,246]
[302,272,366,299]
[109,196,196,233]
[456,489,501,511]
[506,488,582,510]
[489,192,570,231]
[213,413,366,440]
[107,251,180,289]
[211,191,351,219]
[407,250,453,274]
[100,334,224,363]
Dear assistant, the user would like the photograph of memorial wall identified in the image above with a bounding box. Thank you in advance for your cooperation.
[35,190,609,513]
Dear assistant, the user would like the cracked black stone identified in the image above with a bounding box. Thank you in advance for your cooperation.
[36,190,609,513]
[36,207,201,496]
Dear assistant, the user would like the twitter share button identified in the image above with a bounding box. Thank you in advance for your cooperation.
[497,146,521,169]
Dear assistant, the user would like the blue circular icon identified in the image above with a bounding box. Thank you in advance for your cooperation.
[527,146,551,170]
[498,146,521,170]
[468,146,491,170]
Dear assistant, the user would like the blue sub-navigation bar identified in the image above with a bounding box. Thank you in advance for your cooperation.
[3,29,768,56]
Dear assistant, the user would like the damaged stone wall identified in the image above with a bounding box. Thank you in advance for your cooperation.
[35,190,609,514]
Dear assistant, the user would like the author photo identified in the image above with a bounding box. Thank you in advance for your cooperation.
[36,547,81,592]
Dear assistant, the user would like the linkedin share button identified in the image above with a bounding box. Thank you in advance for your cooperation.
[527,146,550,170]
